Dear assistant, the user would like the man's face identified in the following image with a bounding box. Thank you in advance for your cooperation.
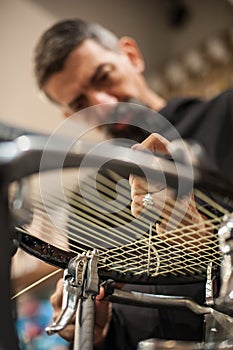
[44,38,147,121]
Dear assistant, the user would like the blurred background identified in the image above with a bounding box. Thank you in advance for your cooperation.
[1,1,233,349]
[1,0,233,134]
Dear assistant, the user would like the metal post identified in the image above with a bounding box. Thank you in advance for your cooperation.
[0,182,18,350]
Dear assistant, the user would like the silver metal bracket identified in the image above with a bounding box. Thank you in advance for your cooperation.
[216,213,233,310]
[46,249,99,335]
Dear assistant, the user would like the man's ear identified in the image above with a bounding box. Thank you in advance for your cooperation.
[118,36,145,73]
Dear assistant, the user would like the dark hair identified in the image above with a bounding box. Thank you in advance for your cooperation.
[34,19,119,89]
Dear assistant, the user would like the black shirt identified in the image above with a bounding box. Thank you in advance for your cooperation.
[94,90,233,350]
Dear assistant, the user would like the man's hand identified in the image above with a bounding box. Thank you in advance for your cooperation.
[50,278,112,346]
[129,133,206,242]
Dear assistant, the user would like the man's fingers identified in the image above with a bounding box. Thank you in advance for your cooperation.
[95,286,110,328]
[130,133,172,216]
[131,189,169,218]
[130,177,148,198]
[50,278,63,310]
[96,285,105,300]
[58,324,75,342]
[49,282,112,345]
[141,133,170,154]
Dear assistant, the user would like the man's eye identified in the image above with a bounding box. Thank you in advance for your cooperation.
[96,65,114,84]
[99,72,109,82]
[98,71,110,83]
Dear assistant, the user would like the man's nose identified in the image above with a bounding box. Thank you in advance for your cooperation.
[88,91,118,105]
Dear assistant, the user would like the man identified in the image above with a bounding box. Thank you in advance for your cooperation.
[33,19,233,349]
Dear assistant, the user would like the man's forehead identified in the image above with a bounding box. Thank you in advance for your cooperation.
[66,38,117,67]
